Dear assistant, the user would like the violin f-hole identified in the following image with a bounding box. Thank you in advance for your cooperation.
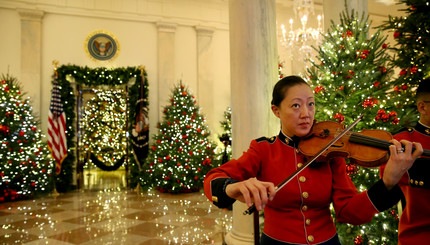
[330,142,345,148]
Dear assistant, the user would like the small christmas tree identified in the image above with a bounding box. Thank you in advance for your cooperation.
[140,83,218,193]
[219,107,232,164]
[0,74,53,202]
[307,11,399,244]
[380,0,430,129]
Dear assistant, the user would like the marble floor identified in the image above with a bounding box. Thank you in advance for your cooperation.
[0,170,232,245]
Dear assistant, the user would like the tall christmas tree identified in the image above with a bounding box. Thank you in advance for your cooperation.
[139,83,218,193]
[381,0,430,128]
[0,75,53,202]
[307,11,400,244]
[80,89,127,170]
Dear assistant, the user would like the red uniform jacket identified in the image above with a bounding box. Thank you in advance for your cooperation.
[205,132,402,244]
[380,123,430,245]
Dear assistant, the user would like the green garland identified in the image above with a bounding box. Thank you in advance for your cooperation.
[53,65,148,192]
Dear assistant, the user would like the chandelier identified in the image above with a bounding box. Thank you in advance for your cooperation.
[279,0,323,63]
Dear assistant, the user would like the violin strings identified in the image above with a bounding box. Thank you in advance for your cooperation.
[349,133,391,149]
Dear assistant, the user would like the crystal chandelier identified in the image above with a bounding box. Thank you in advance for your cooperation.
[280,0,323,63]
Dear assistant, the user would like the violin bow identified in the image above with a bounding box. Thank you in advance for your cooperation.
[243,114,364,215]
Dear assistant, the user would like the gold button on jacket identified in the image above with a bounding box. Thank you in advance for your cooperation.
[302,192,309,199]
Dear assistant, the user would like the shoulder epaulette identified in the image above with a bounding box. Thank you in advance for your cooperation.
[395,127,413,135]
[255,136,276,143]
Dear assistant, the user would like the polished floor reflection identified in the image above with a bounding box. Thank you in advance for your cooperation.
[0,188,232,244]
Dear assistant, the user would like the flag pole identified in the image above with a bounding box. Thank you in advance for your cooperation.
[51,60,60,197]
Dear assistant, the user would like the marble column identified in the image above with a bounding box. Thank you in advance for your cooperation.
[17,8,44,117]
[195,26,215,132]
[226,0,278,244]
[156,22,177,121]
[323,0,368,30]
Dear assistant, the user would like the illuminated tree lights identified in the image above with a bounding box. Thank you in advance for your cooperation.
[380,0,430,128]
[81,89,127,169]
[0,75,53,202]
[139,83,218,193]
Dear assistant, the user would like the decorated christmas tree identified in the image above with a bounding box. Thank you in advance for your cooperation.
[0,74,53,202]
[380,0,430,128]
[219,107,232,164]
[307,11,400,244]
[139,83,218,193]
[80,89,127,171]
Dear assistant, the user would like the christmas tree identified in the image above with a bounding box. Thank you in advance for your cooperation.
[139,83,218,193]
[218,107,232,164]
[80,89,127,170]
[380,0,430,128]
[0,74,53,202]
[307,11,400,244]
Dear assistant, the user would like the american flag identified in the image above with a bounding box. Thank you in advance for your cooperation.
[47,77,67,174]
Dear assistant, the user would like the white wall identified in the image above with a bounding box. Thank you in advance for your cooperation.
[0,0,230,145]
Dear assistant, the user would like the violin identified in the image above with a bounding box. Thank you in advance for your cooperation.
[244,116,429,215]
[299,120,430,167]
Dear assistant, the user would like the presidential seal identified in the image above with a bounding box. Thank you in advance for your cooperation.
[85,30,120,61]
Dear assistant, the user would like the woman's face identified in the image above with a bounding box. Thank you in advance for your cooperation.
[271,84,315,137]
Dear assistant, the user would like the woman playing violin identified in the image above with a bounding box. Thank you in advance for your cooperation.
[203,75,423,245]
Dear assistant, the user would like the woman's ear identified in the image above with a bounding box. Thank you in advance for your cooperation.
[271,105,280,118]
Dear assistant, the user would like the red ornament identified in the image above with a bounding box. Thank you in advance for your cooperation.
[394,31,400,38]
[346,164,358,176]
[394,86,401,92]
[377,109,386,116]
[333,113,345,124]
[392,118,400,125]
[382,43,388,49]
[399,69,407,76]
[378,66,387,73]
[401,84,408,90]
[389,111,397,118]
[182,91,188,96]
[314,85,324,94]
[410,66,418,74]
[382,114,390,122]
[373,81,380,88]
[354,235,363,245]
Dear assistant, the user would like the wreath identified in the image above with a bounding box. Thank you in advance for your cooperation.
[86,152,125,171]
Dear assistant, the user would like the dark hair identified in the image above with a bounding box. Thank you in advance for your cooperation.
[271,75,310,106]
[416,79,430,102]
